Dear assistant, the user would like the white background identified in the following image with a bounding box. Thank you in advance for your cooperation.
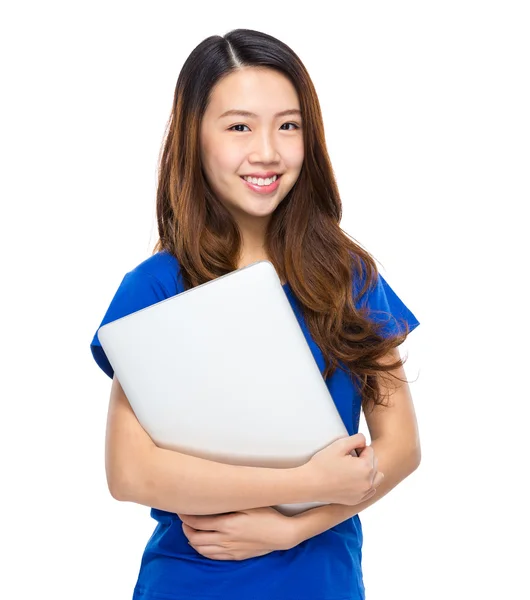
[2,1,528,598]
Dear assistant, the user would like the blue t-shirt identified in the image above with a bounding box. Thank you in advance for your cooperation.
[90,250,420,600]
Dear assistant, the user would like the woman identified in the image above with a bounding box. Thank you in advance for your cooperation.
[90,28,421,600]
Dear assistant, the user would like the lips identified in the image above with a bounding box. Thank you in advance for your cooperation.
[240,174,282,194]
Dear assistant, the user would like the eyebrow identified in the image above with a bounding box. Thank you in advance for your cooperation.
[218,109,302,120]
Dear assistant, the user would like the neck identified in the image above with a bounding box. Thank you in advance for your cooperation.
[235,214,270,267]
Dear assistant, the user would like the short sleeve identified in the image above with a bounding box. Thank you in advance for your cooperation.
[357,271,420,339]
[90,269,171,379]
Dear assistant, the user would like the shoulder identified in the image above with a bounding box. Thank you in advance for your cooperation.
[350,253,379,301]
[90,250,185,378]
[128,249,184,296]
[350,254,420,338]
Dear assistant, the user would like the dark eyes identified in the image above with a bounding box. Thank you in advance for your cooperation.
[228,123,301,132]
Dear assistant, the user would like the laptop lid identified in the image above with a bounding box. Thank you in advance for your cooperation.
[98,260,349,515]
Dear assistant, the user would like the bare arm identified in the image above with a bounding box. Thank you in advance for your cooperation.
[106,376,318,515]
[288,348,421,543]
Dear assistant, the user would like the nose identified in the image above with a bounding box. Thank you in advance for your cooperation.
[248,130,281,164]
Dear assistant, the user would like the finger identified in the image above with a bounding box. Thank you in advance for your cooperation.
[360,487,377,502]
[181,522,197,536]
[336,433,366,455]
[353,432,366,446]
[178,514,198,526]
[189,543,231,559]
[371,456,378,484]
[179,514,224,531]
[357,445,374,466]
[181,522,198,542]
[357,444,373,456]
[373,471,385,488]
[182,524,227,546]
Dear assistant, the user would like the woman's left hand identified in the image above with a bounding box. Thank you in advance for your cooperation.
[178,507,298,561]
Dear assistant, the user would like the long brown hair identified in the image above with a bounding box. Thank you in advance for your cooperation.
[153,28,413,414]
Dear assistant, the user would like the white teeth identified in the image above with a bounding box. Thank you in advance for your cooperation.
[243,175,278,186]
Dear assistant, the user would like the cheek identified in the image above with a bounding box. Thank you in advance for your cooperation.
[205,141,240,174]
[284,141,304,170]
[213,158,244,190]
[201,135,235,173]
[219,146,244,171]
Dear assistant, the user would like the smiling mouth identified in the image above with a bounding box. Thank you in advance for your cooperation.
[240,174,282,194]
[240,174,282,185]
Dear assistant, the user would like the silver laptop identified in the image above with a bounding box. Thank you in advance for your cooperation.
[97,260,349,515]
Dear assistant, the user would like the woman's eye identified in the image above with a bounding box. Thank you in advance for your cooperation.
[229,124,250,132]
[228,122,300,132]
[281,122,300,131]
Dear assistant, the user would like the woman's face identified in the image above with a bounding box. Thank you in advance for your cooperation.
[200,67,304,227]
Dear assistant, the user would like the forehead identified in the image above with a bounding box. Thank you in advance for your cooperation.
[206,67,300,115]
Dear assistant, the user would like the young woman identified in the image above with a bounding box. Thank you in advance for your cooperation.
[90,28,421,600]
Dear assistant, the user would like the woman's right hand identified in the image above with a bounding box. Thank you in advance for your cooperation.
[301,433,384,505]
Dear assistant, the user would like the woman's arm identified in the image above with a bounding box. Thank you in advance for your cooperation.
[289,349,421,544]
[106,376,320,515]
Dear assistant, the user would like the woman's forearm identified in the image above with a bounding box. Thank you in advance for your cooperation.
[289,437,421,544]
[121,444,319,515]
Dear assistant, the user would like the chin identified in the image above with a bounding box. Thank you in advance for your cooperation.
[231,196,282,218]
[239,207,278,219]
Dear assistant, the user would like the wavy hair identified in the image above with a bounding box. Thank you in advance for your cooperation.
[152,28,413,414]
